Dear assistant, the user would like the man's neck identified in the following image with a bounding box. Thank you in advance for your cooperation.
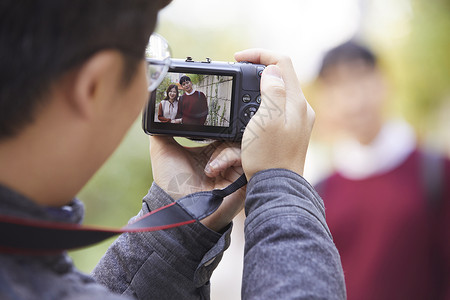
[333,120,416,179]
[185,89,196,96]
[0,116,95,207]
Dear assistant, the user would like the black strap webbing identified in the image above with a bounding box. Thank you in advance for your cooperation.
[0,174,247,254]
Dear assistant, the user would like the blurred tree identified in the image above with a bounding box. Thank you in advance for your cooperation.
[155,21,251,63]
[155,76,173,104]
[391,0,450,136]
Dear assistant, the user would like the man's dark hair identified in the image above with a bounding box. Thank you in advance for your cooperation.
[318,40,377,78]
[0,0,167,139]
[179,76,191,85]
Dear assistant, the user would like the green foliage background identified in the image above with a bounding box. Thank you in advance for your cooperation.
[380,0,450,137]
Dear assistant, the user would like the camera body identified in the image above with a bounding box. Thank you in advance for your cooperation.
[142,57,264,141]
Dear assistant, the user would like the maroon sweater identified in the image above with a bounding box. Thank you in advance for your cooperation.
[176,91,208,125]
[316,150,450,300]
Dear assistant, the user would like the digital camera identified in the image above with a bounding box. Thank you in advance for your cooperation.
[142,57,265,141]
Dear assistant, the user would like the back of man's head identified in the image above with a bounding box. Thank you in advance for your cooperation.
[318,40,377,79]
[0,0,167,140]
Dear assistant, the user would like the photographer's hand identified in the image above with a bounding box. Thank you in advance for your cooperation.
[235,49,315,180]
[149,136,245,232]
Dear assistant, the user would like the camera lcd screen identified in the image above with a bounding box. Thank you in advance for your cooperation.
[148,71,236,137]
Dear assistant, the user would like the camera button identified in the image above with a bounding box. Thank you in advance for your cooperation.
[257,66,265,77]
[242,94,251,103]
[256,95,261,104]
[244,106,258,119]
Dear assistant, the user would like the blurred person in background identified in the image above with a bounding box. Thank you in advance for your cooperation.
[314,40,450,300]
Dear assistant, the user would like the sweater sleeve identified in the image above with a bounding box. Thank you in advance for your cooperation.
[242,169,346,300]
[438,160,450,300]
[199,92,208,125]
[92,182,232,300]
[157,102,170,123]
[175,96,183,120]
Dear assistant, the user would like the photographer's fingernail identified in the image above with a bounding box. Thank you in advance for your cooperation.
[205,160,218,174]
[234,50,244,58]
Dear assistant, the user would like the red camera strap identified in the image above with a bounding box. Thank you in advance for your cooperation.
[0,174,247,254]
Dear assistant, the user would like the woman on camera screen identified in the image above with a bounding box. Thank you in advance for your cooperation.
[157,84,181,123]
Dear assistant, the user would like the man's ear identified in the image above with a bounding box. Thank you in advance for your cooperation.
[64,50,124,120]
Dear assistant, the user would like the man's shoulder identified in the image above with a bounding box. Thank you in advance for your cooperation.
[196,91,207,101]
[182,91,205,99]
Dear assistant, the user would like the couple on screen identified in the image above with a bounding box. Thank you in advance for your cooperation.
[157,75,208,125]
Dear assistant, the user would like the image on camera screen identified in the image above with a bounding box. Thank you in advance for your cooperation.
[152,71,234,131]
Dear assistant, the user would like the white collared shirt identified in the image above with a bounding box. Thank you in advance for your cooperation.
[185,89,196,96]
[332,120,417,180]
[160,99,179,120]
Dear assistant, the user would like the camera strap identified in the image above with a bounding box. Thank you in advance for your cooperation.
[0,174,247,255]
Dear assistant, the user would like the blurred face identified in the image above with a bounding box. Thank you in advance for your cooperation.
[319,61,386,143]
[181,80,193,93]
[168,87,177,100]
